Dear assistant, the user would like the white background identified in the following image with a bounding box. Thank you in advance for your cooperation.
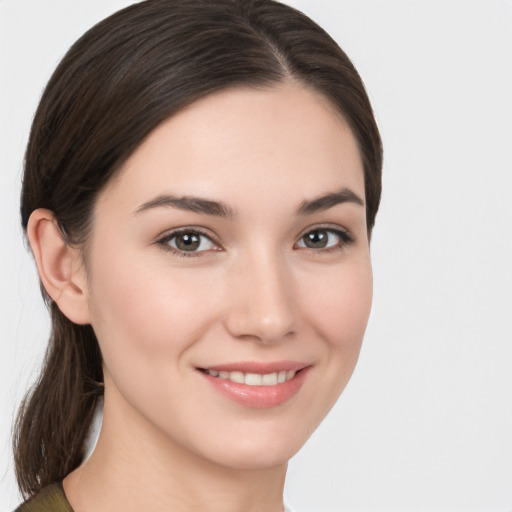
[1,1,511,511]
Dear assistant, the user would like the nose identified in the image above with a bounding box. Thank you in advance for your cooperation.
[224,249,299,344]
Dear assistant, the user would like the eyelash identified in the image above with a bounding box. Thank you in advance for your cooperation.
[295,225,355,253]
[156,228,221,258]
[156,225,354,258]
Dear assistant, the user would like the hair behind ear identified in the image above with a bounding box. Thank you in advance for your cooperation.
[13,305,103,498]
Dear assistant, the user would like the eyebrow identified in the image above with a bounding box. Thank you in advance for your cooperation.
[134,187,364,218]
[134,195,235,218]
[297,187,364,215]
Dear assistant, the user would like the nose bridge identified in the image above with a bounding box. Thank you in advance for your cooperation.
[225,244,298,344]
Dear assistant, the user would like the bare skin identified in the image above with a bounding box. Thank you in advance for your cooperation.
[30,83,372,512]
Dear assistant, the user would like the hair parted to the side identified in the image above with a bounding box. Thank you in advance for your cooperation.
[15,0,382,498]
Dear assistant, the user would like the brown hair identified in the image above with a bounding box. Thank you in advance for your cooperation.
[14,0,382,498]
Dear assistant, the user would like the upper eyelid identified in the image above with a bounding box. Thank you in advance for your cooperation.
[157,226,220,244]
[156,229,222,258]
[155,223,353,248]
[297,223,353,239]
[295,226,356,253]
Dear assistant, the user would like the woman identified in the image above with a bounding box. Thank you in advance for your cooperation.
[13,0,382,510]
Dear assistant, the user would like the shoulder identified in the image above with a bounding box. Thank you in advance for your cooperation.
[14,483,74,512]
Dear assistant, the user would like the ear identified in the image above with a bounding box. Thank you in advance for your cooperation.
[27,209,91,325]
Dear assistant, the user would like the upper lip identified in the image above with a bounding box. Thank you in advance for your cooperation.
[198,361,310,373]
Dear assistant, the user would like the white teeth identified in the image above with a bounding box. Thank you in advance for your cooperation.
[230,371,245,384]
[206,369,297,385]
[262,372,278,385]
[286,370,296,380]
[245,373,262,386]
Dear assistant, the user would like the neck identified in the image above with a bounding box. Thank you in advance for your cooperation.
[64,385,287,512]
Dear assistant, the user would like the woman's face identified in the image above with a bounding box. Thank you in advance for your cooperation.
[84,83,372,469]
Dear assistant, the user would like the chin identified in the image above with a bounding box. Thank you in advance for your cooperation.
[207,442,298,471]
[189,417,316,471]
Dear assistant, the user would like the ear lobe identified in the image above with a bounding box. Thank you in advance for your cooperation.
[27,209,91,325]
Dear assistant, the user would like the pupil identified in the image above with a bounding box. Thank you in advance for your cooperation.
[306,231,327,248]
[177,233,200,251]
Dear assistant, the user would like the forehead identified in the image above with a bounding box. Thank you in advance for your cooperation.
[96,83,365,216]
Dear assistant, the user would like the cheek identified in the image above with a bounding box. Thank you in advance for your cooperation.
[304,257,373,351]
[86,253,218,376]
[301,257,372,418]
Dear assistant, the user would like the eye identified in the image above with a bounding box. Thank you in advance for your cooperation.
[295,227,353,251]
[158,229,218,256]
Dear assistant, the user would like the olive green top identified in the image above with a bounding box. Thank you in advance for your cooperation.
[14,483,73,512]
[14,483,296,512]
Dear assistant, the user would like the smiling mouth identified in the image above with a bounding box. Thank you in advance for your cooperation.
[197,363,310,408]
[199,368,298,386]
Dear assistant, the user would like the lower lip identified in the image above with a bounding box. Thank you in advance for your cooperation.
[199,368,309,409]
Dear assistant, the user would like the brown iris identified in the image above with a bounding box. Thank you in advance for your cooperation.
[303,230,329,249]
